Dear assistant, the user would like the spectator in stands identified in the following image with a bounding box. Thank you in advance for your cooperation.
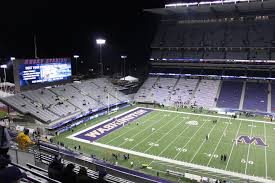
[76,167,93,183]
[48,155,63,181]
[0,166,27,183]
[0,126,27,183]
[15,128,35,151]
[62,163,76,183]
[97,167,107,183]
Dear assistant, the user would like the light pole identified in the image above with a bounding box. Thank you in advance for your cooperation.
[121,55,127,80]
[73,55,79,76]
[96,39,106,76]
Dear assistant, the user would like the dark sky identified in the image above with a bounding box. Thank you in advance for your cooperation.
[0,0,174,79]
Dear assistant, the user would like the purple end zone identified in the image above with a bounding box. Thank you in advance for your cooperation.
[74,108,153,142]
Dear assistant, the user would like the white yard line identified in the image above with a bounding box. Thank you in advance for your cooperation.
[117,113,168,147]
[207,119,231,166]
[143,116,188,153]
[105,111,160,144]
[225,121,242,170]
[143,107,275,125]
[129,114,180,150]
[147,116,201,166]
[245,121,254,175]
[90,141,275,183]
[264,121,268,178]
[173,118,209,160]
[189,122,217,163]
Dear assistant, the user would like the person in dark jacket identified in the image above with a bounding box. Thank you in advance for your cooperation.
[48,155,63,181]
[76,167,93,183]
[62,163,76,183]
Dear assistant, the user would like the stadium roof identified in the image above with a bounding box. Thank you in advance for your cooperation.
[144,0,275,17]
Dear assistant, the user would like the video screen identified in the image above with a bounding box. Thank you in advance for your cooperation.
[19,61,72,86]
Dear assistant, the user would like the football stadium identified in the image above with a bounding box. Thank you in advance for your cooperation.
[1,0,275,183]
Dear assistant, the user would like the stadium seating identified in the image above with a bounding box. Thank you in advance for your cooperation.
[169,78,198,106]
[134,77,158,103]
[190,79,220,108]
[32,150,135,183]
[243,82,268,112]
[151,19,274,60]
[1,78,129,124]
[270,84,275,112]
[216,81,243,109]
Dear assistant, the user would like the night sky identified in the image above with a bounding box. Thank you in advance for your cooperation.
[0,0,177,81]
[0,0,204,81]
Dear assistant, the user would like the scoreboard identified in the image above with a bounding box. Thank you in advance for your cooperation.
[13,58,72,91]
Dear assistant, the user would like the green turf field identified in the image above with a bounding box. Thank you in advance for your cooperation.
[55,107,275,183]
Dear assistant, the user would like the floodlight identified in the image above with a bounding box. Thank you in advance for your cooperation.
[0,65,7,69]
[73,55,79,59]
[121,55,127,59]
[10,57,15,61]
[96,39,106,45]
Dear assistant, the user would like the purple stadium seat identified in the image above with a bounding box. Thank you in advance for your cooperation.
[216,81,243,109]
[243,82,268,112]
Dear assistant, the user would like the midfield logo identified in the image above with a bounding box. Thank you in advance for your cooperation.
[235,135,268,147]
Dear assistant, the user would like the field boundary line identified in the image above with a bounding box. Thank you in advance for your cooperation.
[142,107,275,125]
[89,141,275,183]
[225,120,242,170]
[67,107,142,139]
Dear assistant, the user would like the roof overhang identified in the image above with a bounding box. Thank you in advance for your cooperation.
[144,0,275,17]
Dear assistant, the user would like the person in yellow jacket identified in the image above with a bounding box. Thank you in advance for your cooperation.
[16,129,35,151]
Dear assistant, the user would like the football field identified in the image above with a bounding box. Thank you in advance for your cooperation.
[66,107,275,182]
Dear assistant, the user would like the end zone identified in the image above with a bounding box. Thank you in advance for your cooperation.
[67,107,152,142]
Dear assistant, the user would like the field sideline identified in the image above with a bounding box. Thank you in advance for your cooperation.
[57,106,275,182]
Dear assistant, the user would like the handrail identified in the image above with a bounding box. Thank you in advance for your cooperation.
[10,162,61,183]
[26,163,48,173]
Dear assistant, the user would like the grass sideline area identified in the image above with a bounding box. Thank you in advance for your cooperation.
[53,105,275,183]
[0,110,7,118]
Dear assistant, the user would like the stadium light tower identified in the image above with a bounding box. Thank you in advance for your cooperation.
[121,55,127,79]
[96,39,106,76]
[73,55,79,76]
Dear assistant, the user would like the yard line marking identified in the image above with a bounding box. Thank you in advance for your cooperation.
[155,115,201,157]
[90,141,275,183]
[142,107,275,125]
[117,113,168,147]
[190,121,217,163]
[264,121,268,178]
[245,121,254,175]
[143,115,190,153]
[147,116,203,166]
[129,114,181,150]
[207,119,231,166]
[105,111,160,144]
[225,120,242,170]
[173,117,209,160]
